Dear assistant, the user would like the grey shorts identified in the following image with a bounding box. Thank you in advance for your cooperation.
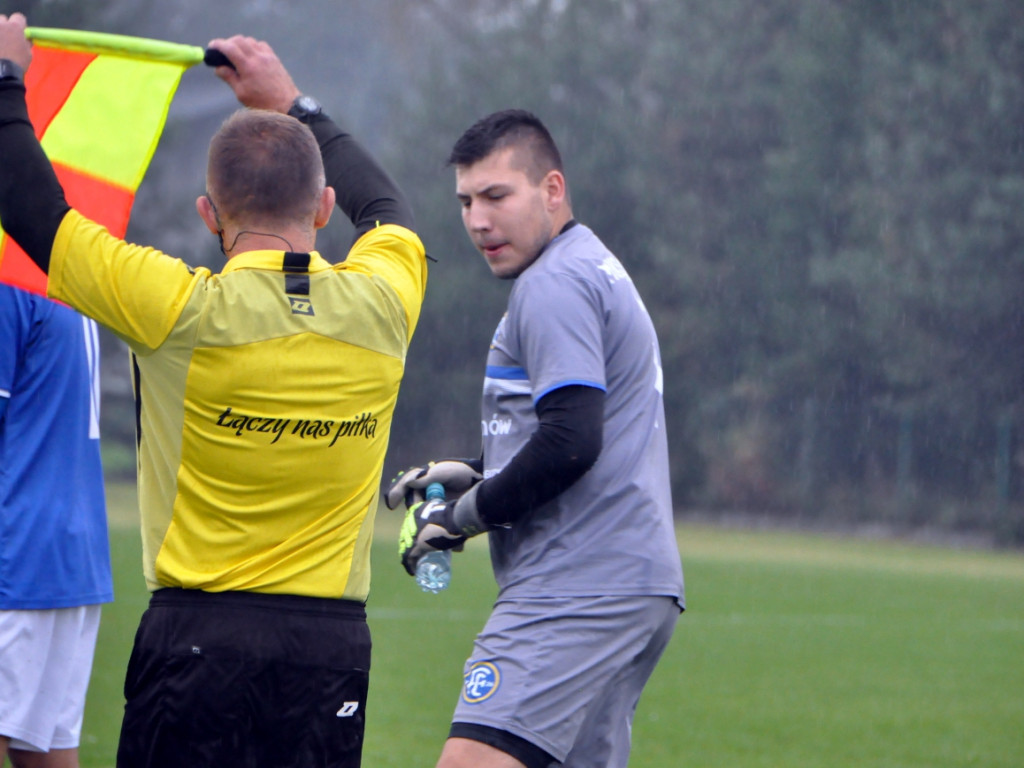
[451,594,680,766]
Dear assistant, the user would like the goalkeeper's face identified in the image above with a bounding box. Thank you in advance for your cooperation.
[455,147,565,280]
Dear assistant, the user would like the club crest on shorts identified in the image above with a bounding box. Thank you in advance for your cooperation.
[462,661,501,704]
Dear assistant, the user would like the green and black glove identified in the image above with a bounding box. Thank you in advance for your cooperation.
[398,484,487,575]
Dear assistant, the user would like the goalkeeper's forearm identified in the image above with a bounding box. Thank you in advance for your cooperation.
[470,384,603,529]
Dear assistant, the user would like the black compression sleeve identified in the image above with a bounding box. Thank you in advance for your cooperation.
[304,113,414,238]
[475,385,604,527]
[0,82,71,274]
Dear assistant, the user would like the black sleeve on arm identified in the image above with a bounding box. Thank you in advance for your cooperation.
[0,82,71,274]
[475,385,604,527]
[304,113,414,238]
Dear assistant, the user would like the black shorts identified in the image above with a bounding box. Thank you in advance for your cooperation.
[116,588,371,768]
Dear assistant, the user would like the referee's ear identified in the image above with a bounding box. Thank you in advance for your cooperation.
[196,195,221,235]
[314,186,335,230]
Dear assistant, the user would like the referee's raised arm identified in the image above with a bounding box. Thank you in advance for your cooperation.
[207,33,414,239]
[0,12,71,275]
[308,117,415,238]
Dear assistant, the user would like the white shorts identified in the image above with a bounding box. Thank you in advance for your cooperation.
[0,605,102,752]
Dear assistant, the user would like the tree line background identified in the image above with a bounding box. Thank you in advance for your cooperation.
[15,0,1024,544]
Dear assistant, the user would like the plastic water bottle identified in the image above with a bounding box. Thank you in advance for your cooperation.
[416,482,452,593]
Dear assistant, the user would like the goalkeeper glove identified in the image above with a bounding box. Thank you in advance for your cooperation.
[398,483,487,576]
[385,459,482,510]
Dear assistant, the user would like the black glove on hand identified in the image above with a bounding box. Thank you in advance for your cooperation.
[397,483,488,575]
[385,459,483,510]
[398,497,465,576]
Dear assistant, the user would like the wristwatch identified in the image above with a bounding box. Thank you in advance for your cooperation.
[0,59,24,83]
[287,94,322,123]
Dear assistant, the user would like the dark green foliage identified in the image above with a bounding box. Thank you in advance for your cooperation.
[19,0,1024,540]
[380,1,1024,541]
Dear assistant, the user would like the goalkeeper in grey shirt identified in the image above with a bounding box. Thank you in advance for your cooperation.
[390,109,684,768]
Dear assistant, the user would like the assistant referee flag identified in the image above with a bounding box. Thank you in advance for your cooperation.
[0,28,204,296]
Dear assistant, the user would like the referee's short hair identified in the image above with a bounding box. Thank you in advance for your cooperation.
[206,109,325,226]
[449,109,563,185]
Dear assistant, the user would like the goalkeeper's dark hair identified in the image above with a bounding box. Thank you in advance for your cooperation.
[448,109,564,185]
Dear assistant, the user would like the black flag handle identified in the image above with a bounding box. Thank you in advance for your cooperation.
[202,48,235,70]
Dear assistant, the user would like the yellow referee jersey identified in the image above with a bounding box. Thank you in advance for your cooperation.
[47,210,427,602]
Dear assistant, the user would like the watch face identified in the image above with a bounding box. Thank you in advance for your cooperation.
[288,95,319,118]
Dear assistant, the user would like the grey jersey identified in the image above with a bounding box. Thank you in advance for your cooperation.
[481,223,684,607]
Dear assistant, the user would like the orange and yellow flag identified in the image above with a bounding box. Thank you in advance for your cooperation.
[0,28,205,296]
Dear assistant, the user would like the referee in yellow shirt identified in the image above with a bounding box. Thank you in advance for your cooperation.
[0,16,427,768]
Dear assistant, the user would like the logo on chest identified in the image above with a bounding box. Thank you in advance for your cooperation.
[288,296,314,316]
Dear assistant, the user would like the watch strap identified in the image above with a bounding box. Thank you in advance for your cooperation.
[0,59,24,83]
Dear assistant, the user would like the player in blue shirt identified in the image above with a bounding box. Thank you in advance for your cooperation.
[0,283,113,767]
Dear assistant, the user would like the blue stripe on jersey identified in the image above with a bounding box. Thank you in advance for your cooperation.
[484,365,532,398]
[486,365,529,380]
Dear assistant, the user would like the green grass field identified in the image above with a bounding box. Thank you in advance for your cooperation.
[75,485,1024,767]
